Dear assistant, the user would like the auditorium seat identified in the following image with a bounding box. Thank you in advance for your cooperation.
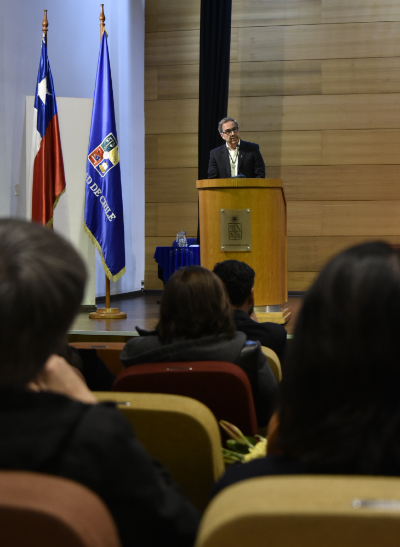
[69,341,124,376]
[94,391,225,512]
[195,475,400,547]
[112,361,258,438]
[0,470,121,547]
[261,346,282,382]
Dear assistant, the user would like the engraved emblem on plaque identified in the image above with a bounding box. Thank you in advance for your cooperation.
[220,209,251,252]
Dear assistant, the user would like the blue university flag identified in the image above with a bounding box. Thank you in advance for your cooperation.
[84,32,125,281]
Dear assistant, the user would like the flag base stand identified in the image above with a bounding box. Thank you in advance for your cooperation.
[89,307,127,319]
[88,276,127,319]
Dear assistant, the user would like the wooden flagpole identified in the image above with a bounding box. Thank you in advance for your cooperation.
[100,3,105,39]
[89,4,126,320]
[42,10,48,41]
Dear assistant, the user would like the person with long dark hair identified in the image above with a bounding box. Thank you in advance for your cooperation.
[214,241,400,493]
[121,266,278,428]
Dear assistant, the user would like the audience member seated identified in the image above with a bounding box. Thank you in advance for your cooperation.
[121,266,278,428]
[214,242,400,494]
[213,260,287,363]
[60,344,115,391]
[0,219,199,547]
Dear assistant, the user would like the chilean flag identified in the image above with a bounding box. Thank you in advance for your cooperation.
[31,36,65,226]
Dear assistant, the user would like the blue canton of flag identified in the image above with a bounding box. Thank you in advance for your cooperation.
[84,32,125,281]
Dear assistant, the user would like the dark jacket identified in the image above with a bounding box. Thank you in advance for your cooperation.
[213,450,400,498]
[233,309,288,363]
[213,455,314,497]
[120,331,278,427]
[0,389,200,547]
[208,140,266,179]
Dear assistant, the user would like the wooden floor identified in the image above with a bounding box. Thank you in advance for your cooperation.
[68,292,303,343]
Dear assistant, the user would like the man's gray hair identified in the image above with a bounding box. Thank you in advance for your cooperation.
[218,117,239,134]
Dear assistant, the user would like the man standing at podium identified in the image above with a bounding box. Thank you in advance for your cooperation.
[208,117,266,179]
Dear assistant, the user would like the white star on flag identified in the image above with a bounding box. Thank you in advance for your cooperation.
[38,76,52,105]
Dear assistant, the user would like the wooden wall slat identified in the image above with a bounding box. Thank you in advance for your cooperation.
[322,201,400,236]
[322,58,400,95]
[230,28,239,63]
[145,135,158,168]
[321,0,400,24]
[240,131,322,166]
[287,202,323,236]
[157,202,198,235]
[156,65,199,100]
[145,99,198,134]
[145,236,173,290]
[272,165,400,201]
[145,30,199,66]
[289,201,400,236]
[229,60,322,97]
[146,168,198,203]
[158,134,198,168]
[145,67,158,101]
[145,203,158,237]
[287,271,318,291]
[145,134,198,169]
[230,94,400,131]
[232,0,321,27]
[145,0,158,33]
[238,23,400,62]
[322,130,400,165]
[146,202,198,236]
[145,0,201,33]
[145,236,172,264]
[287,235,400,270]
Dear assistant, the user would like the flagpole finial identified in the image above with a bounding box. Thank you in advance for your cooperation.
[42,10,48,41]
[100,4,105,39]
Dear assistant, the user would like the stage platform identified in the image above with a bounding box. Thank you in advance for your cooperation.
[68,292,303,343]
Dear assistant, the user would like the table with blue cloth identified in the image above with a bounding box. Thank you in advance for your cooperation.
[154,244,200,284]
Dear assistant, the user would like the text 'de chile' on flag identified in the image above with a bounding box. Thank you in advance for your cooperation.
[31,36,66,226]
[84,32,125,282]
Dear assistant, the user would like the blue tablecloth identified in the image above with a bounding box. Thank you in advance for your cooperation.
[154,246,201,284]
[172,238,198,248]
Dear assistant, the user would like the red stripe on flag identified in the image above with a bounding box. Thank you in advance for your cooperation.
[32,114,66,226]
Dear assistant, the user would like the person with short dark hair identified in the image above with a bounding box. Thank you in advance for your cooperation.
[207,117,265,179]
[121,266,278,427]
[0,218,199,547]
[213,242,400,493]
[213,260,287,362]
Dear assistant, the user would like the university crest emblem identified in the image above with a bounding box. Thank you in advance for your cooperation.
[88,133,119,177]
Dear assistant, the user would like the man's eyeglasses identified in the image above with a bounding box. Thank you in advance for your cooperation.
[222,126,238,135]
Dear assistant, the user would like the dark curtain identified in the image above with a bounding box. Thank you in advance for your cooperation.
[198,0,232,181]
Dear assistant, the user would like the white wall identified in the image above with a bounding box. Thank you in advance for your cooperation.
[0,0,145,297]
[26,97,96,306]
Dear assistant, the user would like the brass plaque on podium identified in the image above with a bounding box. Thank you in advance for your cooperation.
[220,209,252,252]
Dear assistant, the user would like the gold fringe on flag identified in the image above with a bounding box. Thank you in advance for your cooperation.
[83,222,126,282]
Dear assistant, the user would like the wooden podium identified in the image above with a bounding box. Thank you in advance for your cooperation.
[196,178,289,324]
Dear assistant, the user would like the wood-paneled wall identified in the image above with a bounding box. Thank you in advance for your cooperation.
[145,0,400,291]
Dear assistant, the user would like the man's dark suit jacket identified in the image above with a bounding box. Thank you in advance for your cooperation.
[233,309,287,363]
[208,140,266,179]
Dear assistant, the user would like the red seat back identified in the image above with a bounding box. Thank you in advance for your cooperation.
[0,471,121,547]
[113,361,258,436]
